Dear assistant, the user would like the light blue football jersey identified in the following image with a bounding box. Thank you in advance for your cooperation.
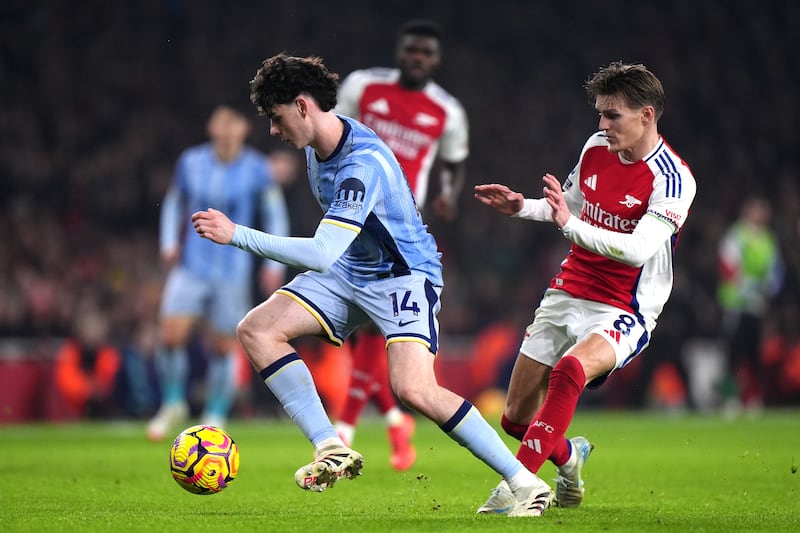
[160,143,288,282]
[305,116,443,286]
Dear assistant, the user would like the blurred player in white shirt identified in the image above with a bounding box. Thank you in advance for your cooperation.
[334,19,468,470]
[474,61,696,514]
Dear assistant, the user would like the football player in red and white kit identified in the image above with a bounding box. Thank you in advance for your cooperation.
[333,19,468,471]
[474,61,696,515]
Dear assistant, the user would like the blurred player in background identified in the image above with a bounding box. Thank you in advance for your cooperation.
[192,53,555,517]
[146,100,289,441]
[474,62,696,513]
[334,18,469,470]
[717,196,783,413]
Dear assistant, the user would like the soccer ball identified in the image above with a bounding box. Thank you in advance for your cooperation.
[169,425,240,495]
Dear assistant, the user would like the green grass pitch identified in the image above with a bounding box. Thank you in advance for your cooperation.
[1,410,798,532]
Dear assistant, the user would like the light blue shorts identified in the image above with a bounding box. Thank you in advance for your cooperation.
[160,266,251,334]
[519,289,652,387]
[278,269,442,354]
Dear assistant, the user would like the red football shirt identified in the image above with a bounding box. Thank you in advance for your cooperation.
[337,67,468,207]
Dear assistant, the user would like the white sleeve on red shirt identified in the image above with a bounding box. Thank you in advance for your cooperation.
[560,212,676,267]
[512,197,551,221]
[512,193,676,267]
[335,70,369,119]
[437,94,469,163]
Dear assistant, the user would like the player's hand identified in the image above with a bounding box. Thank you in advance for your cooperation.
[542,173,570,228]
[432,194,457,221]
[473,183,524,216]
[192,208,235,245]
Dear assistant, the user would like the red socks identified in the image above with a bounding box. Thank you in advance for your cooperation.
[549,435,572,466]
[516,355,586,473]
[502,410,571,466]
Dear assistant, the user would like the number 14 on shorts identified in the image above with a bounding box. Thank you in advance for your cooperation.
[389,290,420,317]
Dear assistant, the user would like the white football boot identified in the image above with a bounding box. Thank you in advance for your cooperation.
[294,445,364,492]
[508,475,555,517]
[146,403,189,442]
[476,479,515,515]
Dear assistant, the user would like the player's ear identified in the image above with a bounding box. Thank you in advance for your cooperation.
[295,97,308,118]
[641,105,655,124]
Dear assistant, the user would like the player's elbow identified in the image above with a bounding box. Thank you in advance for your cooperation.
[623,243,667,267]
[610,246,652,267]
[304,248,339,272]
[614,233,662,267]
[306,261,332,273]
[618,254,647,268]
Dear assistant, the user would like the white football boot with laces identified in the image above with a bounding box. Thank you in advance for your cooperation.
[477,476,555,517]
[294,445,364,492]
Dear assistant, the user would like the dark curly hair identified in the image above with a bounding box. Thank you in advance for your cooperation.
[585,61,665,120]
[398,18,442,41]
[249,53,340,115]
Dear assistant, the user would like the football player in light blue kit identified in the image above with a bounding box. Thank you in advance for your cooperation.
[191,54,554,517]
[147,101,289,441]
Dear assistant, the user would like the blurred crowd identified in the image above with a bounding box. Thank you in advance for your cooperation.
[1,0,799,416]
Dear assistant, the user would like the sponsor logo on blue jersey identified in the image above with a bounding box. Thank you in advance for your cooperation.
[332,177,365,211]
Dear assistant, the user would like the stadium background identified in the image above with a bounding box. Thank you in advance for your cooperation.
[1,0,798,420]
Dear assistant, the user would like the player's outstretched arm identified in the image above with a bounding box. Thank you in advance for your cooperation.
[473,183,525,216]
[193,208,359,273]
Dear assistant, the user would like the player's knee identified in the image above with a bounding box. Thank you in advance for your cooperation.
[235,314,259,351]
[391,381,426,413]
[159,319,192,347]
